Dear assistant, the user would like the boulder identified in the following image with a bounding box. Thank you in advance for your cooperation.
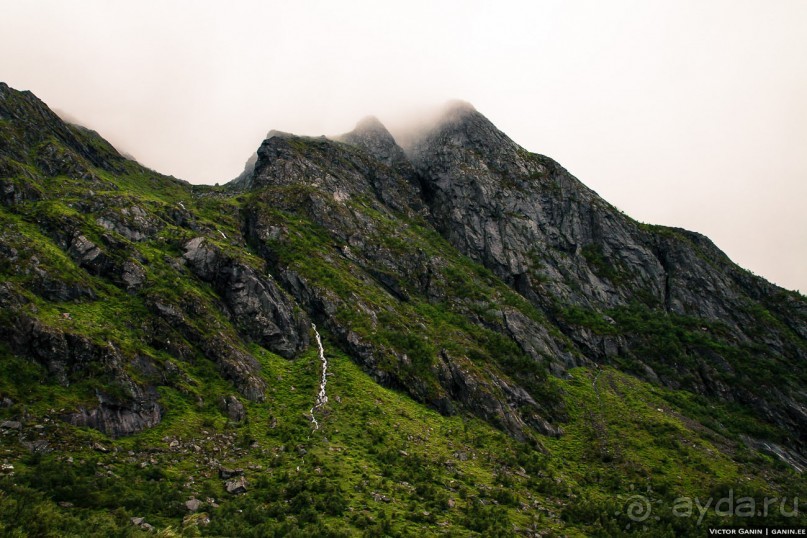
[225,476,247,495]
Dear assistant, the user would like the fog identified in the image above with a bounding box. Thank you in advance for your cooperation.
[1,1,805,292]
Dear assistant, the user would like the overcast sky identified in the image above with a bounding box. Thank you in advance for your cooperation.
[1,0,805,292]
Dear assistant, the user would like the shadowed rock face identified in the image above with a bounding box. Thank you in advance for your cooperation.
[66,389,162,438]
[182,236,310,358]
[0,309,162,437]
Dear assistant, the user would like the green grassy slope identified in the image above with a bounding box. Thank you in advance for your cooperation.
[2,346,803,536]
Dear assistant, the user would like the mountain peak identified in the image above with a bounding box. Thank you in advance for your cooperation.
[266,129,294,140]
[352,115,388,135]
[432,100,502,137]
[0,81,126,175]
[407,100,524,175]
[336,115,410,169]
[339,115,395,146]
[440,99,477,116]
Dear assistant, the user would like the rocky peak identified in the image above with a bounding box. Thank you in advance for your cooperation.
[227,130,287,189]
[334,116,425,210]
[247,132,371,196]
[420,100,516,150]
[233,120,426,214]
[265,129,294,140]
[0,81,125,174]
[407,100,534,189]
[345,115,390,139]
[433,99,482,127]
[336,116,410,169]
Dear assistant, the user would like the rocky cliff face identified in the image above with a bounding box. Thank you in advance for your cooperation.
[406,102,807,453]
[238,121,569,438]
[232,101,806,456]
[0,81,804,465]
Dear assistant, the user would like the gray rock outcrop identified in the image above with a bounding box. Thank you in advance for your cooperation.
[182,236,309,358]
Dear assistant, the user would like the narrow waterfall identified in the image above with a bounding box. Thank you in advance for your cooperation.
[310,323,328,431]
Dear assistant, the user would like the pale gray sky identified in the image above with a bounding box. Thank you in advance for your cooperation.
[1,1,805,292]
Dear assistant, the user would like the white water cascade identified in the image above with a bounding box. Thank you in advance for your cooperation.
[310,323,328,431]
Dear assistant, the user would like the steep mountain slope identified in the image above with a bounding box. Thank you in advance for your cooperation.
[407,101,807,460]
[0,82,804,536]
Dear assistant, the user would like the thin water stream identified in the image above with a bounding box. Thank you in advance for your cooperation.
[310,323,328,431]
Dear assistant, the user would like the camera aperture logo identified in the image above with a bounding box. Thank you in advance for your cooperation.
[620,488,799,526]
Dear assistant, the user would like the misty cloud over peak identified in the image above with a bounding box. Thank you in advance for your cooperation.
[251,101,488,157]
[240,100,501,169]
[338,115,395,142]
[441,99,477,115]
[266,129,295,140]
[351,115,387,133]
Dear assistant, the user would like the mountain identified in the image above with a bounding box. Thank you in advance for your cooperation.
[0,81,804,536]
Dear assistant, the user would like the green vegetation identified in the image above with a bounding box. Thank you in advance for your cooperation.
[581,243,624,283]
[1,178,803,533]
[0,85,804,535]
[2,355,803,536]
